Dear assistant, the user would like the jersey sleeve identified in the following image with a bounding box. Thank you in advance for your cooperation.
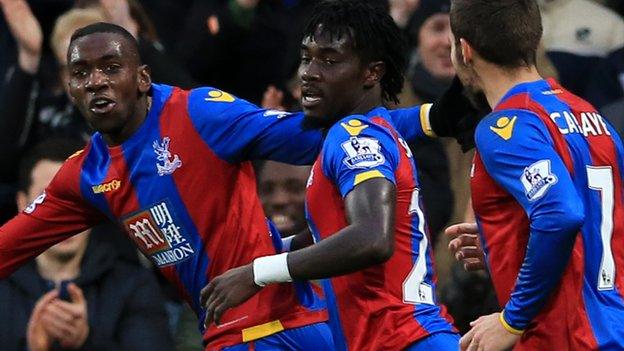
[0,157,104,278]
[322,118,400,198]
[388,104,432,143]
[475,110,585,332]
[186,87,323,164]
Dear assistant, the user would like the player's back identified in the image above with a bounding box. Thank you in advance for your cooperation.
[472,78,624,350]
[305,107,455,351]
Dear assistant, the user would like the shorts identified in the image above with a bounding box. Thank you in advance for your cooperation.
[222,322,334,351]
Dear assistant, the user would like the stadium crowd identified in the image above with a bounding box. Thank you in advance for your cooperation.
[0,0,623,350]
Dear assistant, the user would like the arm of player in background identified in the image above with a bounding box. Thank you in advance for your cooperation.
[475,110,585,333]
[285,120,399,279]
[187,87,435,165]
[0,155,104,278]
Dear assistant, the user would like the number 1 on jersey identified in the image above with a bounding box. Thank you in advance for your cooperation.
[587,166,615,291]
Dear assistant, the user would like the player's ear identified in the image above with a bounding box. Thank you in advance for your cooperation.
[459,38,473,66]
[364,61,385,89]
[137,64,152,94]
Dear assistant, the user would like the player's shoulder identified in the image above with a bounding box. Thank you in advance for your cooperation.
[326,113,396,144]
[322,113,399,172]
[476,108,546,147]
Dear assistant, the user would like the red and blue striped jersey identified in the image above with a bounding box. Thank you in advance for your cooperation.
[0,85,432,350]
[305,107,455,351]
[472,79,624,350]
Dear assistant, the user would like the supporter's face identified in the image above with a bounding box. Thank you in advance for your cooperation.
[299,27,369,128]
[16,160,89,260]
[258,162,311,236]
[67,32,150,144]
[418,14,454,79]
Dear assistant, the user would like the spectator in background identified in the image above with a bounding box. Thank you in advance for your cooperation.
[400,0,454,242]
[175,0,315,104]
[0,138,173,351]
[406,0,453,102]
[539,0,624,96]
[257,161,311,237]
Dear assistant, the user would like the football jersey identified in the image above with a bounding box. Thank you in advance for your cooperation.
[305,107,455,351]
[472,78,624,350]
[0,84,431,350]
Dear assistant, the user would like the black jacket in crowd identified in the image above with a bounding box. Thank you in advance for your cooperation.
[0,233,174,351]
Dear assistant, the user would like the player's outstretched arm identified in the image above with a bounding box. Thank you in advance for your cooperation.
[200,178,396,326]
[389,76,490,152]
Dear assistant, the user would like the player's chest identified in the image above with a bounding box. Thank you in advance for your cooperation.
[305,159,348,238]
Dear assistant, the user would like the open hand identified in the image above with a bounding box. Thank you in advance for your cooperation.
[100,0,139,38]
[0,0,42,73]
[446,222,486,271]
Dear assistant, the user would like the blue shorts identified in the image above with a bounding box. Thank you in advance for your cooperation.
[405,332,460,351]
[222,322,334,351]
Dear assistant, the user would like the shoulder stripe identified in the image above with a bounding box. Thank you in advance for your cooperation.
[353,170,385,186]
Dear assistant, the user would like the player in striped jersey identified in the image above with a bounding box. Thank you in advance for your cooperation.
[446,0,624,350]
[201,2,459,350]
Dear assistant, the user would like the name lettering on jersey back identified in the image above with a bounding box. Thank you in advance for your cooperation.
[92,179,121,194]
[549,111,611,137]
[122,200,196,267]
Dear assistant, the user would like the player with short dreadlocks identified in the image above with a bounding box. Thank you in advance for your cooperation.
[201,1,459,350]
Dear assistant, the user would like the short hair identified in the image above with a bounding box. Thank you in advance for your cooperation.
[68,22,141,63]
[303,0,407,104]
[450,0,542,68]
[51,7,106,63]
[18,138,86,193]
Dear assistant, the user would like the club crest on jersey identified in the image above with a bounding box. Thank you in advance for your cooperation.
[490,116,517,141]
[122,200,195,267]
[153,137,182,176]
[24,191,46,214]
[521,160,558,201]
[341,136,385,169]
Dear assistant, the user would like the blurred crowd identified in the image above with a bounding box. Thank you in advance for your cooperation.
[0,0,623,349]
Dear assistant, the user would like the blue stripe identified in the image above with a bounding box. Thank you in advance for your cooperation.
[121,84,209,317]
[537,91,624,348]
[79,140,115,219]
[305,206,348,351]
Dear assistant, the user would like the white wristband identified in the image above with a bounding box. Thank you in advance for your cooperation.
[281,235,295,252]
[253,253,292,287]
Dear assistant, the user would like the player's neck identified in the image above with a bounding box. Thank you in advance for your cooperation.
[103,96,152,146]
[479,65,542,109]
[347,87,383,117]
[36,251,84,285]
